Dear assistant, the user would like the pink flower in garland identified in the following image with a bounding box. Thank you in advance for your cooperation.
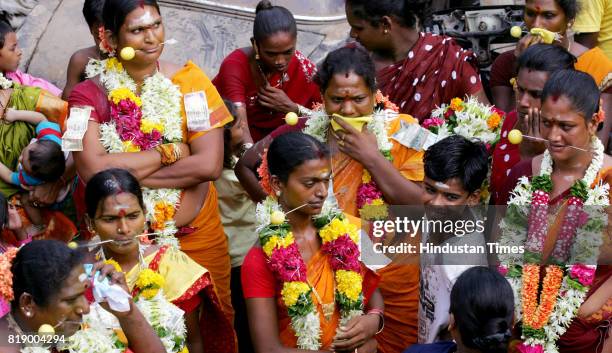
[497,265,508,276]
[357,182,384,209]
[569,264,596,286]
[422,117,445,130]
[269,244,307,282]
[322,234,361,272]
[111,99,162,151]
[517,343,544,353]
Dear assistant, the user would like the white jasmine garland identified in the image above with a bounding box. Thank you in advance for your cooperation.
[86,58,184,247]
[0,72,13,90]
[499,136,608,353]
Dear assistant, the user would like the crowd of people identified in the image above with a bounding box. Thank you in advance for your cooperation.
[0,0,609,353]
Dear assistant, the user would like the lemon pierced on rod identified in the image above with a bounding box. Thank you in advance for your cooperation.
[270,210,286,225]
[508,129,523,145]
[120,47,136,61]
[285,112,299,126]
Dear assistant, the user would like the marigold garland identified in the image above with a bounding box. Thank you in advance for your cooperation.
[498,136,608,353]
[255,197,364,350]
[86,57,184,248]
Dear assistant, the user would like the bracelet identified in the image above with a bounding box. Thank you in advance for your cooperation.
[366,309,385,335]
[155,143,182,166]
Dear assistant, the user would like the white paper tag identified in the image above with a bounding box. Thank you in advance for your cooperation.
[184,91,210,132]
[61,106,91,152]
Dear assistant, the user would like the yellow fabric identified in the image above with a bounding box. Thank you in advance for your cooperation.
[125,247,208,302]
[576,47,612,91]
[574,0,612,60]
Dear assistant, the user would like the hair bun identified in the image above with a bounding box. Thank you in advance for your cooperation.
[256,0,274,13]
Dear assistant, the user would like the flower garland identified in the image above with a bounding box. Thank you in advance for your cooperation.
[255,197,364,350]
[303,91,396,221]
[0,72,13,90]
[85,58,183,248]
[427,96,503,147]
[91,258,188,353]
[498,136,608,353]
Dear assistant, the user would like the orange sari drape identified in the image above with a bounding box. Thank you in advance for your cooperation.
[171,61,235,323]
[333,114,424,353]
[278,251,341,349]
[576,47,612,92]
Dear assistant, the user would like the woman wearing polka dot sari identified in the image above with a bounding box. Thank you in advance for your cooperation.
[345,0,488,122]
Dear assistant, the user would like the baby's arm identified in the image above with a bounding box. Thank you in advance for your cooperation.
[0,162,14,184]
[4,108,47,125]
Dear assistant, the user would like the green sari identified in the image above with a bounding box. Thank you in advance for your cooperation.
[0,84,67,197]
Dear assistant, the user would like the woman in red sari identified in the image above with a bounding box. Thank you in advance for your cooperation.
[212,0,321,144]
[496,70,611,353]
[344,0,488,122]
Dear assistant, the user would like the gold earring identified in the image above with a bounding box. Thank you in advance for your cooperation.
[275,190,281,197]
[384,29,389,34]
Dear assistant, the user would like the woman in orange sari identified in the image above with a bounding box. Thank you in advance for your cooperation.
[236,46,425,352]
[68,0,234,324]
[242,131,383,352]
[496,70,611,353]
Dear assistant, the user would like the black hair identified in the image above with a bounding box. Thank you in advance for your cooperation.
[0,194,8,230]
[83,0,106,28]
[102,0,160,34]
[267,132,330,183]
[517,44,576,73]
[85,168,144,218]
[0,20,13,50]
[222,99,237,169]
[12,240,85,309]
[526,0,579,21]
[314,46,376,94]
[542,69,600,122]
[424,135,489,194]
[253,0,297,43]
[346,0,428,29]
[450,267,514,353]
[28,140,65,182]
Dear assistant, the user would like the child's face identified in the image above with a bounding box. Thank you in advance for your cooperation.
[421,176,480,213]
[0,32,21,72]
[18,143,35,175]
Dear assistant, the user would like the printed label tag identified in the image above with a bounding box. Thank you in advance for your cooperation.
[61,106,91,152]
[184,91,210,132]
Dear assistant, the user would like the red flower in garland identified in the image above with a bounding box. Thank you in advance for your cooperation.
[321,234,361,272]
[356,182,384,209]
[268,244,307,282]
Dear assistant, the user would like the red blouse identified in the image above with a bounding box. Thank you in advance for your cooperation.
[212,49,321,142]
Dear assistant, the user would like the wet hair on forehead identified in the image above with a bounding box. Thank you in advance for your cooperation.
[314,46,376,94]
[12,240,85,310]
[541,69,600,121]
[85,168,144,218]
[102,0,160,34]
[267,132,330,183]
[253,0,297,43]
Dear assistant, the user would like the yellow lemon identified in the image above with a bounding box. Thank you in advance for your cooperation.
[285,112,299,126]
[530,28,556,44]
[38,324,55,335]
[120,47,136,61]
[508,129,523,145]
[270,210,286,225]
[510,26,523,39]
[67,241,78,250]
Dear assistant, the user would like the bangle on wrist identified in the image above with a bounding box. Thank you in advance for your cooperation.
[366,309,384,335]
[297,104,313,117]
